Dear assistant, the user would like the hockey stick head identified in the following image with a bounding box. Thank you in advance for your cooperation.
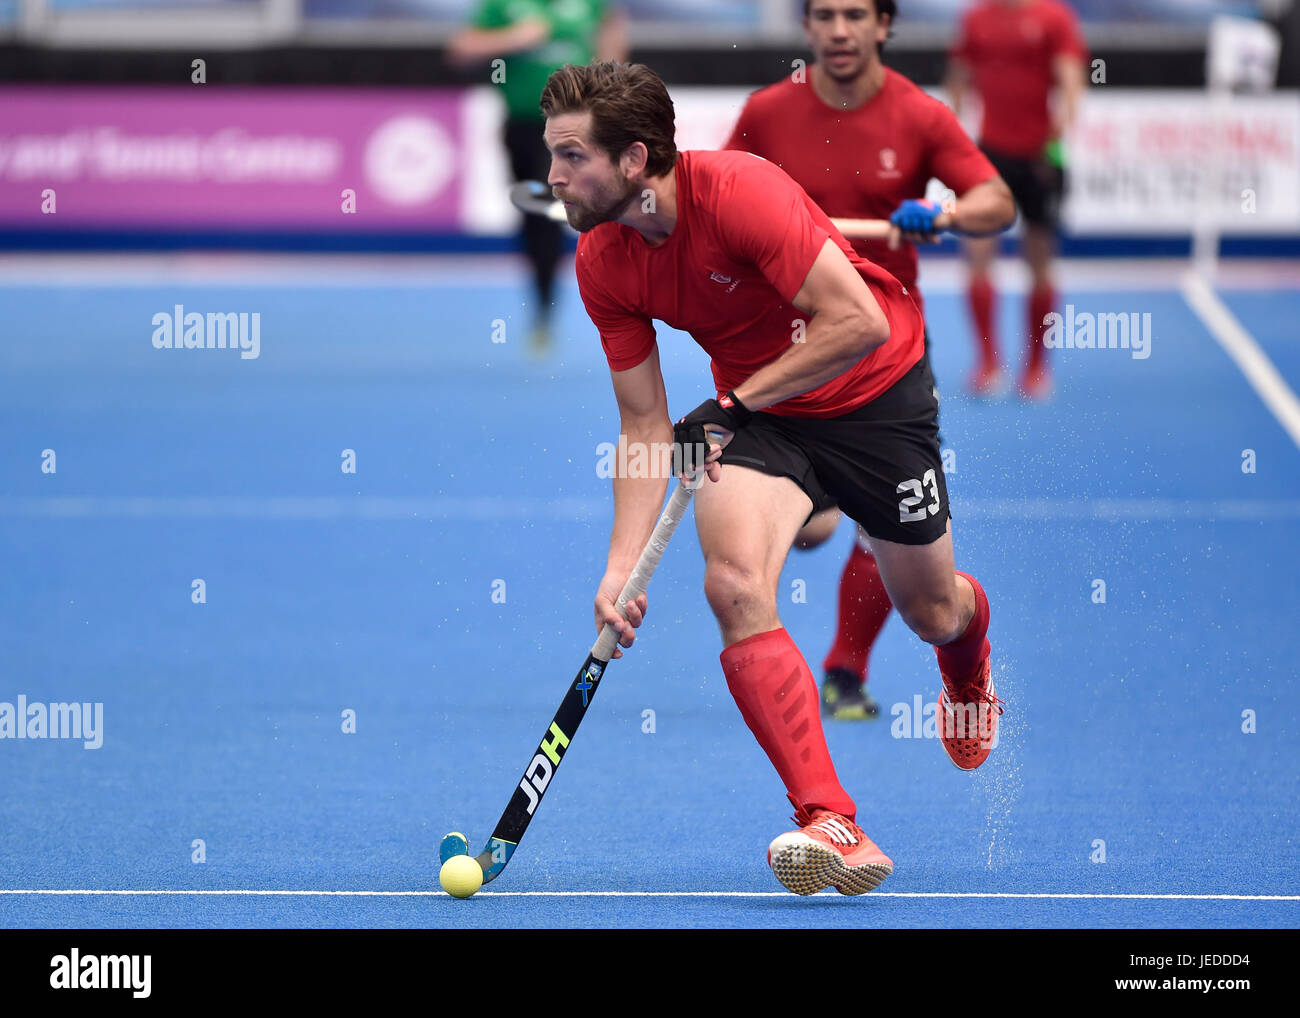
[477,840,514,883]
[509,180,569,223]
[439,831,470,864]
[439,831,512,883]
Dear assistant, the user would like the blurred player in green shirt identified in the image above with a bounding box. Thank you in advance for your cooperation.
[450,1,628,354]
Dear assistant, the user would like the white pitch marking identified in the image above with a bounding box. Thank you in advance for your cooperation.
[0,253,526,288]
[1183,272,1300,453]
[0,255,1293,292]
[0,494,602,522]
[0,890,1296,900]
[2,495,1299,522]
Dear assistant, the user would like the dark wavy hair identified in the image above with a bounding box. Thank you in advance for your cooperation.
[803,0,898,36]
[539,61,678,178]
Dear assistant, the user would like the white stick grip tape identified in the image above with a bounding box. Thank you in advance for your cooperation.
[590,474,701,661]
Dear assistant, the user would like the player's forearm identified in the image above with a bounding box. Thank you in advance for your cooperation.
[595,10,629,63]
[1059,79,1082,135]
[1054,56,1085,135]
[447,21,548,63]
[944,62,970,118]
[950,179,1016,236]
[732,309,887,412]
[606,420,673,574]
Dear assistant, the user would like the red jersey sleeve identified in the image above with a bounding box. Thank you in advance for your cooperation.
[1049,2,1089,62]
[924,98,998,196]
[575,241,657,372]
[713,154,830,307]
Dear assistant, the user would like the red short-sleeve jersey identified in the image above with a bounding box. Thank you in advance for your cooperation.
[951,0,1089,157]
[576,149,923,418]
[724,68,997,316]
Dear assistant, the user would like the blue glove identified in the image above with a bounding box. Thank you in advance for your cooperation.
[889,198,943,237]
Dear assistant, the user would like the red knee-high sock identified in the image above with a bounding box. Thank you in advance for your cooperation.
[935,571,991,682]
[968,276,998,369]
[1027,283,1056,373]
[722,628,856,820]
[822,543,892,684]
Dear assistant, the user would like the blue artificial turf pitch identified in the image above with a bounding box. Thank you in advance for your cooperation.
[1,258,1297,928]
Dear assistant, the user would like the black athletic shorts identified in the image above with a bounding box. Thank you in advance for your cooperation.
[980,143,1065,230]
[718,352,950,546]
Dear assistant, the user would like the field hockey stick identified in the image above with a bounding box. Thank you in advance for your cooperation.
[829,218,893,239]
[510,180,570,223]
[442,465,709,884]
[510,179,896,240]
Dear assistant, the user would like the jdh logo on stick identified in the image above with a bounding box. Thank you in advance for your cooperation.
[518,722,571,815]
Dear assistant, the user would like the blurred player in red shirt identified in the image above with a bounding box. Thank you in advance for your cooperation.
[725,0,1015,721]
[948,0,1087,399]
[541,61,1002,896]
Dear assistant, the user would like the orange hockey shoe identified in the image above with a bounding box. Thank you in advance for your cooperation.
[938,655,1003,771]
[767,801,893,896]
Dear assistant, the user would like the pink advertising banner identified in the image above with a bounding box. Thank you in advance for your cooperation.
[0,87,464,231]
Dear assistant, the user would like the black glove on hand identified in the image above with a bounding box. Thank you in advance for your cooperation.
[673,391,752,475]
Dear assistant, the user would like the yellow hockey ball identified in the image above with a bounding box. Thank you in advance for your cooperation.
[439,854,483,898]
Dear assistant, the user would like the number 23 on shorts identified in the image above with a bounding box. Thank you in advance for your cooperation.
[897,468,941,523]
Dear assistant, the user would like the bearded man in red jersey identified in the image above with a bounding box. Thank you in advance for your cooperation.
[725,0,1015,722]
[540,61,1001,896]
[948,0,1088,399]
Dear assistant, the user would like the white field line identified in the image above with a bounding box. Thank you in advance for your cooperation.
[0,494,603,522]
[0,254,1295,292]
[1182,272,1300,454]
[0,889,1296,901]
[0,253,530,288]
[1,495,1299,522]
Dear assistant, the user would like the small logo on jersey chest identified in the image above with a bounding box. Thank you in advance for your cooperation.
[709,271,741,293]
[878,148,901,179]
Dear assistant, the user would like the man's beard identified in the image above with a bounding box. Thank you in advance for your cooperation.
[563,179,641,233]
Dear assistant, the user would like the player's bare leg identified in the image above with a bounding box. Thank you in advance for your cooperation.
[1021,222,1058,400]
[695,464,892,893]
[963,234,1003,396]
[695,463,810,645]
[867,523,1001,770]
